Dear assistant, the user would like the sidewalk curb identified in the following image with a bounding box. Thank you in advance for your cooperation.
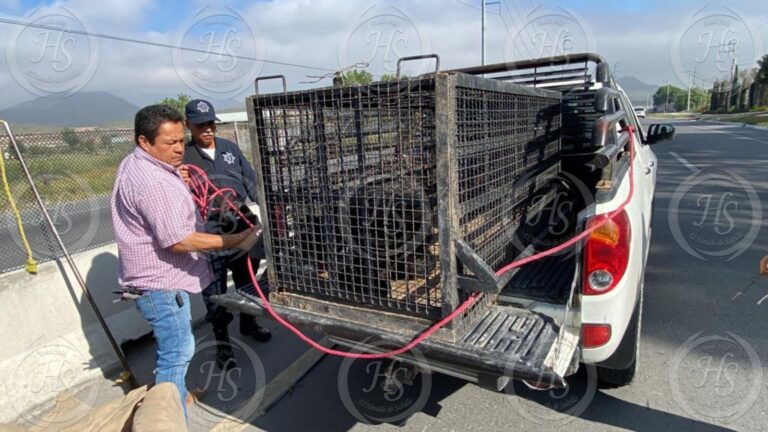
[705,120,768,131]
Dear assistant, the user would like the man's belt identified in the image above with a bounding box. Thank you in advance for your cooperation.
[112,286,144,302]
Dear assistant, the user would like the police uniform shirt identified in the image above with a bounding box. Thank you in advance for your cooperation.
[183,137,262,236]
[183,136,259,204]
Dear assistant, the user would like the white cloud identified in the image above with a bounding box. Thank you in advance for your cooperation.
[0,0,767,111]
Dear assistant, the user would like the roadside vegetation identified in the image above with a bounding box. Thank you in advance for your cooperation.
[1,142,133,210]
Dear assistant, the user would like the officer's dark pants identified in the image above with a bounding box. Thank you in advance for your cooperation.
[202,250,269,342]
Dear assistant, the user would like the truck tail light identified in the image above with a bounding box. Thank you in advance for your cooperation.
[582,324,611,348]
[583,209,631,295]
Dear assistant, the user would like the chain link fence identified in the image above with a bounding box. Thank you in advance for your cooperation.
[0,123,247,275]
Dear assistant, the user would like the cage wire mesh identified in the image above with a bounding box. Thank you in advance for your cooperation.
[251,74,562,318]
[252,78,440,316]
[0,123,245,275]
[456,86,561,270]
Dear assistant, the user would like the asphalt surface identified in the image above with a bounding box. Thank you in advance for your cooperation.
[0,195,113,273]
[175,120,768,432]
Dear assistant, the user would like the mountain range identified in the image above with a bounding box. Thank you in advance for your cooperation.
[617,76,659,107]
[0,92,139,127]
[0,77,659,127]
[0,91,248,128]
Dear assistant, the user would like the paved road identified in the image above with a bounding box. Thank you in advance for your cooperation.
[0,196,113,273]
[176,120,768,432]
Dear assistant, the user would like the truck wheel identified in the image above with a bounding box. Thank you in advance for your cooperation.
[597,358,636,388]
[596,282,643,388]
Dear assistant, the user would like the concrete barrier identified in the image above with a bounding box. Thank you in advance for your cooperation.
[0,243,206,424]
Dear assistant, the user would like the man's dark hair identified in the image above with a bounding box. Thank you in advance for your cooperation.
[134,104,184,146]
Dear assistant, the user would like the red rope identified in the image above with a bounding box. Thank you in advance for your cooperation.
[188,126,636,359]
[245,258,480,359]
[186,164,252,222]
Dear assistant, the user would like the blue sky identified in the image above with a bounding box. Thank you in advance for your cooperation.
[0,0,256,33]
[0,0,766,110]
[0,0,673,28]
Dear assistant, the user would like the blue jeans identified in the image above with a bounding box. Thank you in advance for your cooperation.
[134,290,194,417]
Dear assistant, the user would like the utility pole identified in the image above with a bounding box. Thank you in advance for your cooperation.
[480,0,486,66]
[665,84,670,113]
[481,0,500,66]
[482,0,486,66]
[687,70,693,112]
[720,40,738,110]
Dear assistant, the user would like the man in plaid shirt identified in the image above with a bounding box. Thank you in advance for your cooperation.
[111,104,259,415]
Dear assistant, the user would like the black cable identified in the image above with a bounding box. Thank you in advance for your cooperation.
[0,17,336,72]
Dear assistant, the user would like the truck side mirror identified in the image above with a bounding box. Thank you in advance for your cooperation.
[646,124,675,144]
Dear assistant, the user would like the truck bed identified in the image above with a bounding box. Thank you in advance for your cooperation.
[210,288,576,386]
[498,254,577,305]
[210,249,579,385]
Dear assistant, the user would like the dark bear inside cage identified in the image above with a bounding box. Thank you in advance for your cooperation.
[247,73,561,319]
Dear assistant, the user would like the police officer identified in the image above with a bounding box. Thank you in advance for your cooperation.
[182,99,271,370]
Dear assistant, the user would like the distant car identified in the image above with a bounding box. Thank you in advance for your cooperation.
[634,107,647,118]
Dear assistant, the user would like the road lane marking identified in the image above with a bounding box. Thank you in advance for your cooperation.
[688,124,768,144]
[668,151,700,173]
[732,277,759,301]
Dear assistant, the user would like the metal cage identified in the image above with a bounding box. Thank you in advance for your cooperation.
[247,72,561,320]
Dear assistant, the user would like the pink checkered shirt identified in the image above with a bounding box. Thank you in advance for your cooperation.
[111,147,212,293]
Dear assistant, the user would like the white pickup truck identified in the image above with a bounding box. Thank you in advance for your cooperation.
[214,53,676,390]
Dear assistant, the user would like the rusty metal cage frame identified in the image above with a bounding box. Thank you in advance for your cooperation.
[247,72,561,322]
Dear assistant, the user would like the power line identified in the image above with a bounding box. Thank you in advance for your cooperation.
[457,0,537,61]
[0,17,336,72]
[444,0,542,65]
[513,0,548,59]
[729,17,768,42]
[501,0,538,61]
[453,0,500,14]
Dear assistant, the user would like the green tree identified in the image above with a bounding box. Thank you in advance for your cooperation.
[653,85,686,111]
[689,87,710,112]
[726,65,741,110]
[340,69,373,85]
[758,54,768,84]
[671,87,709,112]
[61,128,80,147]
[379,73,409,82]
[157,93,191,116]
[380,73,398,82]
